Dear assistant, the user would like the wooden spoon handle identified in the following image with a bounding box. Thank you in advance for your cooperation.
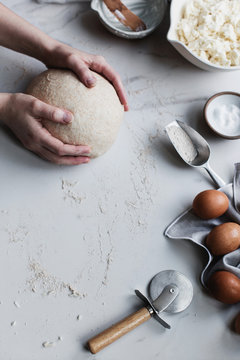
[88,307,151,354]
[103,0,146,32]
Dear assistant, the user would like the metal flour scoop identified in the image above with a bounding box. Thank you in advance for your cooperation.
[87,270,193,354]
[165,120,226,188]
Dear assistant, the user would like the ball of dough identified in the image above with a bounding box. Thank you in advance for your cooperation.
[26,69,124,158]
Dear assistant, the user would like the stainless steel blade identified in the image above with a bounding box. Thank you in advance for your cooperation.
[135,290,171,329]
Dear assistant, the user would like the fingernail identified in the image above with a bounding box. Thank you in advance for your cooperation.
[86,77,96,87]
[54,110,73,123]
[83,157,90,164]
[63,112,73,123]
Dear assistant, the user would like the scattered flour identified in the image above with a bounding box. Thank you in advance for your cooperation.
[42,336,63,348]
[102,248,113,286]
[28,260,87,299]
[28,261,65,295]
[94,229,115,295]
[98,203,106,214]
[61,179,84,205]
[68,285,87,298]
[42,341,56,348]
[6,225,29,243]
[125,201,139,209]
[124,121,158,235]
[13,301,20,308]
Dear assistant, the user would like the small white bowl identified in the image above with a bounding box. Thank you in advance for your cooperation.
[204,92,240,139]
[91,0,168,39]
[167,0,240,72]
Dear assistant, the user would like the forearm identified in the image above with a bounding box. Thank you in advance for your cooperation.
[0,3,58,63]
[0,4,128,110]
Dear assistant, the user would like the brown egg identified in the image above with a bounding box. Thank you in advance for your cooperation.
[193,190,229,220]
[234,312,240,334]
[206,222,240,256]
[207,271,240,304]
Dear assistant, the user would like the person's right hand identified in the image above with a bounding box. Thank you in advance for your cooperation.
[0,93,91,165]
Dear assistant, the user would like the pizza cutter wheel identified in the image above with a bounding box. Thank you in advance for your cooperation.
[149,270,193,313]
[87,270,193,354]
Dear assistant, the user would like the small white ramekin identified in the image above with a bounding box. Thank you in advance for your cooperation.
[204,92,240,139]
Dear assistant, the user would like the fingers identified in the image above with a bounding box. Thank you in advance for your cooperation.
[30,98,73,124]
[22,120,90,165]
[40,129,91,157]
[7,93,90,166]
[90,56,129,111]
[66,53,128,110]
[67,54,96,87]
[38,147,90,165]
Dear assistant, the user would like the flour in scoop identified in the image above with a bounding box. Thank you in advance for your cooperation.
[166,125,197,163]
[211,103,240,136]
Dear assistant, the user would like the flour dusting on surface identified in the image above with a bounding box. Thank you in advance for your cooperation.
[68,285,87,298]
[61,179,84,205]
[102,249,113,286]
[27,260,87,299]
[6,225,29,243]
[42,341,56,348]
[42,336,63,348]
[13,301,20,308]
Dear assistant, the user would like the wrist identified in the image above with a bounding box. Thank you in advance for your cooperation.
[37,37,60,65]
[43,41,73,68]
[0,93,12,125]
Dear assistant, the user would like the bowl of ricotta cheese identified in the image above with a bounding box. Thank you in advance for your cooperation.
[167,0,240,71]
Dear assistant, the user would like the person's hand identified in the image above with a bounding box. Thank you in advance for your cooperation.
[0,4,128,110]
[44,44,129,111]
[1,93,91,165]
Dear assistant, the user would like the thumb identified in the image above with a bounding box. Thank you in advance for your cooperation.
[31,99,73,124]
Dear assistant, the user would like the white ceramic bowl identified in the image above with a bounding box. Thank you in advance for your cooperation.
[91,0,168,39]
[167,0,240,72]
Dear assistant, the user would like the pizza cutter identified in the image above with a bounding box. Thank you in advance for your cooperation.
[87,270,193,354]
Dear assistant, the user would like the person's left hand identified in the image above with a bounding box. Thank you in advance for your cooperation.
[45,44,129,111]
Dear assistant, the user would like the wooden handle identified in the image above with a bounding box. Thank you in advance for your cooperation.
[88,307,151,354]
[102,0,146,31]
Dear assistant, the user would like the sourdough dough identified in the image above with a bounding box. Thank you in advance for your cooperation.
[26,69,124,158]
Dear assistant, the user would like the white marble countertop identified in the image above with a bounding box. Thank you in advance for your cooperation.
[1,1,240,359]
